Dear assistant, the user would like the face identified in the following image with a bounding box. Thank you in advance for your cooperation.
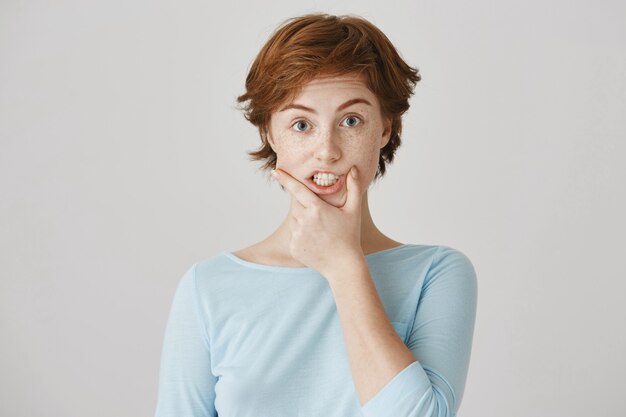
[267,73,391,208]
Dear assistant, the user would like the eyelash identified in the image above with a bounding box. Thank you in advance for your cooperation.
[291,115,363,133]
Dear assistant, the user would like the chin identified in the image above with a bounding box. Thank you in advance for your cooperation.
[320,191,347,208]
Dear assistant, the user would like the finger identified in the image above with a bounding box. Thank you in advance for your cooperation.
[290,193,305,216]
[343,166,362,212]
[272,168,319,208]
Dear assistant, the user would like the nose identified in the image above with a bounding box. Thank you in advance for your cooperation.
[313,128,341,162]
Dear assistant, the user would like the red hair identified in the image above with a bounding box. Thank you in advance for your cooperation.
[237,13,421,180]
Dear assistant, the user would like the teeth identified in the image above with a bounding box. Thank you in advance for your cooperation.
[312,173,339,187]
[313,178,338,186]
[313,173,339,180]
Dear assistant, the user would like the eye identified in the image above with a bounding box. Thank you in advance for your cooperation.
[341,115,362,127]
[291,120,310,132]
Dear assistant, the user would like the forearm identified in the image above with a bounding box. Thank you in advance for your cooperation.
[325,257,417,406]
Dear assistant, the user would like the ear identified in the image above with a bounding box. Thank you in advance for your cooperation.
[380,117,392,149]
[265,127,276,150]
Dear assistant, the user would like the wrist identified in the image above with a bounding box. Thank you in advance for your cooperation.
[322,250,368,282]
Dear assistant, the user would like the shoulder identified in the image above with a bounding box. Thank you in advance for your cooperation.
[433,245,476,269]
[383,243,476,277]
[424,245,478,294]
[171,253,235,293]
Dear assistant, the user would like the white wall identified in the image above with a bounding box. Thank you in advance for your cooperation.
[1,1,624,416]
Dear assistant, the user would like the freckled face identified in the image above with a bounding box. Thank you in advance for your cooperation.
[267,74,391,207]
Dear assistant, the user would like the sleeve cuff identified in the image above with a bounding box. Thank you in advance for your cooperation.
[361,361,433,417]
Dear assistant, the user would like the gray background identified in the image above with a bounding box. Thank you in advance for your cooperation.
[1,1,624,416]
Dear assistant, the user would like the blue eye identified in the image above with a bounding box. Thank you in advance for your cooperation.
[342,116,361,127]
[292,120,309,132]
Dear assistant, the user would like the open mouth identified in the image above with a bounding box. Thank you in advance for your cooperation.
[306,174,344,195]
[309,174,339,187]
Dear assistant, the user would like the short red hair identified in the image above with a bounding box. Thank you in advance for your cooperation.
[237,13,421,180]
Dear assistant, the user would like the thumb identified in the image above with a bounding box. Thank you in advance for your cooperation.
[343,166,361,212]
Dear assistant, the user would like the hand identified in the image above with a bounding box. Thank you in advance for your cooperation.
[272,166,365,277]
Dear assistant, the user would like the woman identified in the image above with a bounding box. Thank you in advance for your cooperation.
[155,13,477,417]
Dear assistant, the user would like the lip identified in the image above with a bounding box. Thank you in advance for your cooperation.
[307,169,342,178]
[305,174,345,195]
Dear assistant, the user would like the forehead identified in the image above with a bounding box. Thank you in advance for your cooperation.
[296,73,372,96]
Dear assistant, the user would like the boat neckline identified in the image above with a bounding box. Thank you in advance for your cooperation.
[221,243,412,273]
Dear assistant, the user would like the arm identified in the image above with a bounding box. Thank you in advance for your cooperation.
[326,246,478,417]
[154,264,218,417]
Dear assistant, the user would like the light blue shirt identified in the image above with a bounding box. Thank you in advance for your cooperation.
[154,244,477,417]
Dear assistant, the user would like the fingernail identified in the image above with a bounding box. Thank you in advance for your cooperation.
[350,167,357,179]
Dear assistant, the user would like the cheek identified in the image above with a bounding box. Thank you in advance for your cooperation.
[344,127,381,177]
[271,133,305,170]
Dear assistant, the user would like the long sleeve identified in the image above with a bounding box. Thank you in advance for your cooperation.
[154,264,218,417]
[361,246,478,417]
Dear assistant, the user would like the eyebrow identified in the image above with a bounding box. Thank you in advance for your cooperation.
[279,98,372,114]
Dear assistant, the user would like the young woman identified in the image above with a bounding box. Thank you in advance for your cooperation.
[155,13,477,417]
